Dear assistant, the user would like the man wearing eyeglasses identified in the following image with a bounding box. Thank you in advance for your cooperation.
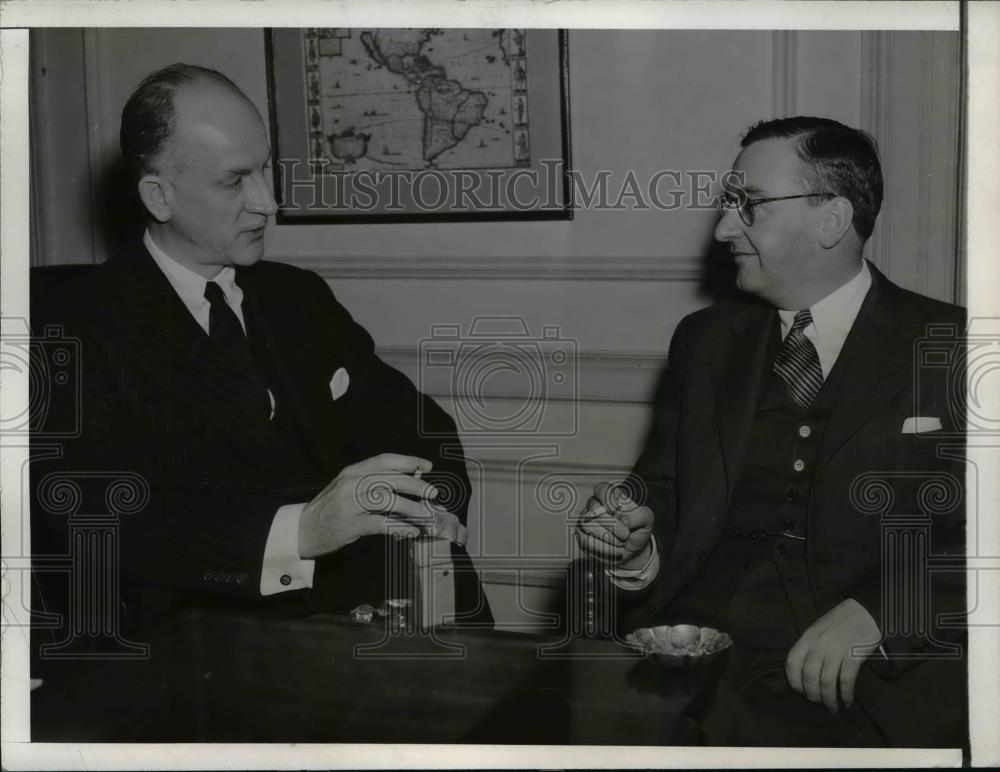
[576,117,966,747]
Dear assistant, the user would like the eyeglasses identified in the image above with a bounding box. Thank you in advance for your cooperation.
[716,190,835,227]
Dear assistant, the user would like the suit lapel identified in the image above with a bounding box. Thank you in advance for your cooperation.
[712,302,777,493]
[114,250,220,379]
[236,267,337,469]
[815,265,914,469]
[710,265,915,477]
[112,251,272,428]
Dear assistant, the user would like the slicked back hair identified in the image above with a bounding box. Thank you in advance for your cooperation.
[741,116,883,241]
[120,63,245,179]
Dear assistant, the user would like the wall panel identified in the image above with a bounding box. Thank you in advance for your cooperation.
[29,28,963,627]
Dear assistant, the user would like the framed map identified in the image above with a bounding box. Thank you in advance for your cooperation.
[266,29,572,223]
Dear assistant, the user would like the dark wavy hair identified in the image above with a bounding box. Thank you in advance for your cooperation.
[120,63,242,179]
[741,116,883,240]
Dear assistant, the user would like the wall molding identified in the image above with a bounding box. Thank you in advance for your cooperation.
[953,27,967,306]
[469,454,634,591]
[83,29,110,265]
[29,32,50,268]
[283,254,706,282]
[465,455,633,481]
[917,32,933,298]
[378,345,667,404]
[861,31,961,304]
[771,31,798,117]
[861,30,892,275]
[922,31,962,305]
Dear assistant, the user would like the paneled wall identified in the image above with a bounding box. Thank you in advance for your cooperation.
[30,29,962,629]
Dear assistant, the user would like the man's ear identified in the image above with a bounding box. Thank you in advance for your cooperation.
[818,197,854,249]
[137,174,173,223]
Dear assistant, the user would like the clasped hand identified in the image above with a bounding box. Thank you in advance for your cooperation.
[785,597,882,712]
[298,453,467,559]
[574,481,654,569]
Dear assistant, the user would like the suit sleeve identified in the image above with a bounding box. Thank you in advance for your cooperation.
[601,316,689,624]
[299,273,492,626]
[302,271,472,524]
[624,316,689,566]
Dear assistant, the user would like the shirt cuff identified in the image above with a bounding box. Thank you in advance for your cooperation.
[260,502,315,595]
[606,535,659,590]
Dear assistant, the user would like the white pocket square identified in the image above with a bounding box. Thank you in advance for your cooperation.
[329,367,350,401]
[901,416,942,434]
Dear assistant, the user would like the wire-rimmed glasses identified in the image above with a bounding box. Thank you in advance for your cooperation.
[717,190,835,227]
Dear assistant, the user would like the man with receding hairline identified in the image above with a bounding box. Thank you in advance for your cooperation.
[33,63,492,648]
[577,117,966,747]
[124,66,279,276]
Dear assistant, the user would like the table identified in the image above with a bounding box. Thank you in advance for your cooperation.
[32,610,717,744]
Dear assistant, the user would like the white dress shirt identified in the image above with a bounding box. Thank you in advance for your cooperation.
[144,230,247,333]
[611,261,872,591]
[776,261,872,375]
[143,230,314,596]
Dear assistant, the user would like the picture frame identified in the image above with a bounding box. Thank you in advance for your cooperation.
[265,28,573,223]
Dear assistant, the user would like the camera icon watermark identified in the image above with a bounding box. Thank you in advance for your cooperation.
[0,317,81,440]
[418,316,578,436]
[914,317,1000,437]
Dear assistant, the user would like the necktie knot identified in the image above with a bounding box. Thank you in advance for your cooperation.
[790,309,813,334]
[204,280,226,306]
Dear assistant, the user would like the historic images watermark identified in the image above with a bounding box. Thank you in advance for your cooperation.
[276,158,745,213]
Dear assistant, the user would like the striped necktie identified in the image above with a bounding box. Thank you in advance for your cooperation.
[772,309,824,410]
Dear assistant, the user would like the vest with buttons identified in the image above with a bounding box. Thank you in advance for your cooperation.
[670,317,851,649]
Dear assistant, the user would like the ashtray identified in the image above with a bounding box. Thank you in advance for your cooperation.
[624,624,733,667]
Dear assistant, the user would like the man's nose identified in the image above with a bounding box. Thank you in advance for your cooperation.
[713,206,742,243]
[246,172,278,217]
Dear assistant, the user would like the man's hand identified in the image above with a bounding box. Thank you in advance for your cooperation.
[785,598,882,712]
[575,481,654,568]
[298,453,466,559]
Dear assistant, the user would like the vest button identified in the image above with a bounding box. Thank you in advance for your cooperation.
[792,459,805,472]
[786,488,799,501]
[798,425,812,438]
[782,519,795,533]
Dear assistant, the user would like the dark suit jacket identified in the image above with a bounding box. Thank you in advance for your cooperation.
[31,248,491,645]
[620,262,967,746]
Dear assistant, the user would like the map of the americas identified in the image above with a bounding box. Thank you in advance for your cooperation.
[305,28,528,171]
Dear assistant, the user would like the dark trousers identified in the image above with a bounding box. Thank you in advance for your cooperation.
[671,538,887,746]
[694,646,887,747]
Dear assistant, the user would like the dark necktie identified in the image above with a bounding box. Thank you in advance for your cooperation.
[772,309,824,410]
[204,280,270,418]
